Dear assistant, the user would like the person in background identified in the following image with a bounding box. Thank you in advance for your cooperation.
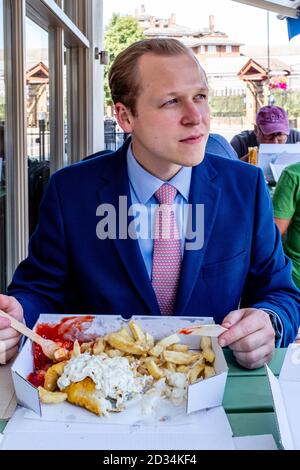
[231,105,300,162]
[0,39,299,369]
[206,133,238,160]
[273,162,300,289]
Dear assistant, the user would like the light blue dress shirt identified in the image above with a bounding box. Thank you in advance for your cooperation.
[127,144,192,280]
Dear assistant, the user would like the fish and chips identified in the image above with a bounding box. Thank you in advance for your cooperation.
[32,319,216,417]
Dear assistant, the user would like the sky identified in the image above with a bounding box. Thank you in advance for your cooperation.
[103,0,300,47]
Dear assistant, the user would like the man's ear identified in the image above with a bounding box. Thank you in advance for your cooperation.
[254,124,258,136]
[114,103,134,133]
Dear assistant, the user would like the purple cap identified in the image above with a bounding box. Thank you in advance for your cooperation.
[256,105,289,135]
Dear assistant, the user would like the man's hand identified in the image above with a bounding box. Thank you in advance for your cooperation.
[0,294,24,364]
[218,308,275,369]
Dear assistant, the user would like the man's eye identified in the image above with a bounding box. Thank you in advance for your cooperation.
[163,98,177,106]
[194,94,207,101]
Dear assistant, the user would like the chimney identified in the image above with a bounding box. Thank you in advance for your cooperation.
[209,15,215,33]
[150,16,155,27]
[159,19,164,29]
[141,4,146,15]
[134,8,138,18]
[171,13,176,25]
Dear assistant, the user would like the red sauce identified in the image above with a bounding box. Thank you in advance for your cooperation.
[27,315,95,388]
[178,328,192,335]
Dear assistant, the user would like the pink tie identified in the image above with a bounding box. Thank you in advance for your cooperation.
[152,184,181,315]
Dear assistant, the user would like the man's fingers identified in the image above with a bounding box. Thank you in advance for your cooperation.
[0,294,23,321]
[0,327,21,341]
[0,345,19,364]
[219,310,268,347]
[234,349,274,370]
[0,317,11,329]
[0,293,11,309]
[0,336,21,351]
[221,309,245,329]
[229,328,274,353]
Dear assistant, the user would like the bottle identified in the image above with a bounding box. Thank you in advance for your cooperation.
[248,146,258,165]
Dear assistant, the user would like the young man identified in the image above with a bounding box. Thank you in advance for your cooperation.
[231,105,300,161]
[0,39,299,368]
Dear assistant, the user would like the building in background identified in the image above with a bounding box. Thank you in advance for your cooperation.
[134,4,300,129]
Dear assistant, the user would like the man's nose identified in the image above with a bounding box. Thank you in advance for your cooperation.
[181,102,202,126]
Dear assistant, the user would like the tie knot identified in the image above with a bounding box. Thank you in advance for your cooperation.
[155,184,177,205]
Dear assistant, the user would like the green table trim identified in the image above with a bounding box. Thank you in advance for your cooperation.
[223,348,286,413]
[228,412,281,448]
[225,348,285,377]
[0,420,7,433]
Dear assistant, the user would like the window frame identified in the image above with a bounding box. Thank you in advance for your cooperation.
[3,0,104,286]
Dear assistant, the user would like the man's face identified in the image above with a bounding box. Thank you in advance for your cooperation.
[255,125,288,145]
[116,53,210,179]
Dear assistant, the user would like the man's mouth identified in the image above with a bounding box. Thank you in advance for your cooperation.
[179,135,204,144]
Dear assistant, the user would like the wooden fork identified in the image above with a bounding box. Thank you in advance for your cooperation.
[0,309,69,361]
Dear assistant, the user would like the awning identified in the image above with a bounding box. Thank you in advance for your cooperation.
[232,0,300,18]
[232,1,300,39]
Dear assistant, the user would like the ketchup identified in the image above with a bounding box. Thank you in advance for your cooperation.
[27,315,95,388]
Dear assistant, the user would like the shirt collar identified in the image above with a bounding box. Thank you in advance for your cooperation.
[127,144,191,204]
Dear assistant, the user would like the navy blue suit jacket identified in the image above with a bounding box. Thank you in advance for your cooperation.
[8,140,300,345]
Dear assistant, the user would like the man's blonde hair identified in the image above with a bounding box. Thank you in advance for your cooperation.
[108,38,198,116]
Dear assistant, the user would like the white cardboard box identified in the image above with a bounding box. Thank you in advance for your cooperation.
[11,314,228,417]
[266,343,300,450]
[4,314,233,450]
[258,143,300,183]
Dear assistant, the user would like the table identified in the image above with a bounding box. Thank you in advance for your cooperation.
[0,348,285,446]
[223,348,285,447]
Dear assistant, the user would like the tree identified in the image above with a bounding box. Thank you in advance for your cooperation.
[104,14,144,110]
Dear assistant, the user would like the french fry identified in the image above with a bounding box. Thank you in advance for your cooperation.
[168,344,189,352]
[118,327,134,342]
[38,386,67,404]
[192,353,204,366]
[163,350,199,365]
[150,334,180,357]
[145,332,155,350]
[200,336,215,363]
[165,361,176,372]
[71,340,81,358]
[106,348,124,358]
[80,341,94,354]
[145,358,164,380]
[106,332,147,355]
[200,336,212,350]
[203,347,215,363]
[176,365,189,373]
[204,365,216,379]
[129,321,146,344]
[44,361,66,391]
[188,363,205,384]
[93,337,106,355]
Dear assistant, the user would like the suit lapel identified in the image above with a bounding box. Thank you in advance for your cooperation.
[175,158,221,314]
[97,144,160,315]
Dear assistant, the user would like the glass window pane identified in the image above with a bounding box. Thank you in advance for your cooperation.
[0,0,6,292]
[26,18,50,235]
